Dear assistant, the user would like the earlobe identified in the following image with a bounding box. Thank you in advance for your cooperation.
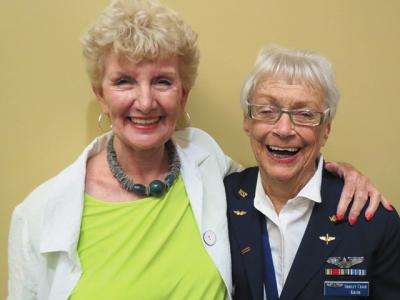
[325,122,331,139]
[180,88,190,111]
[92,84,109,114]
[92,84,102,99]
[321,122,331,147]
[243,114,250,136]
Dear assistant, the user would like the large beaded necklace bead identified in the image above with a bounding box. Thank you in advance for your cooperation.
[106,135,181,197]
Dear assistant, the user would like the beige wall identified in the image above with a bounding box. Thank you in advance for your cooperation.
[1,0,399,297]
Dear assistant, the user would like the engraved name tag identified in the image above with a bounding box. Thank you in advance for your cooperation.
[324,281,369,297]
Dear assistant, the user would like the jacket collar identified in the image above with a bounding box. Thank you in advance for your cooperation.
[39,132,112,259]
[227,167,264,300]
[173,130,210,230]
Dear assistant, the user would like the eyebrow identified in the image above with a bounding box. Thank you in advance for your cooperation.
[153,71,179,77]
[109,69,179,78]
[252,96,320,110]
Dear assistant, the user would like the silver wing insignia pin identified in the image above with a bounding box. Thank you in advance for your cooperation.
[326,257,364,268]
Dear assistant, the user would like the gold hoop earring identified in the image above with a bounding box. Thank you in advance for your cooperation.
[176,111,191,129]
[184,111,191,125]
[97,113,112,133]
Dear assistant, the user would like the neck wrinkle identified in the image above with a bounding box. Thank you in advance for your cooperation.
[260,167,315,215]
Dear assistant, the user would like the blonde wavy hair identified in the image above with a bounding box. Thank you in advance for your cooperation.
[81,0,199,91]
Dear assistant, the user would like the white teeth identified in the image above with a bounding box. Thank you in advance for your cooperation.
[130,117,160,125]
[269,146,299,152]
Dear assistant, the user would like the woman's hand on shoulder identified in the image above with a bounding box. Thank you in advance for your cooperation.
[325,161,393,225]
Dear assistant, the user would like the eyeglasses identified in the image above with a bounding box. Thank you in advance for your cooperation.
[247,102,330,127]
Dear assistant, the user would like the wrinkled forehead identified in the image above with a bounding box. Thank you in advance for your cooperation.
[252,73,325,103]
[111,49,177,65]
[255,72,322,92]
[102,49,181,74]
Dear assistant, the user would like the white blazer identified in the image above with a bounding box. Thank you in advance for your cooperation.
[8,128,240,300]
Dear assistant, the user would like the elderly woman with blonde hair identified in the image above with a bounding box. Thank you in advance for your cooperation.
[7,1,390,299]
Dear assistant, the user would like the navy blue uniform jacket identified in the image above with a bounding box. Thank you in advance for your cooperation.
[225,167,400,300]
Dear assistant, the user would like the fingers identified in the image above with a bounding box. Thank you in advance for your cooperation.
[364,189,381,221]
[361,173,395,217]
[346,178,392,224]
[327,160,393,224]
[380,195,393,211]
[365,192,393,213]
[333,161,366,224]
[348,176,369,224]
[336,175,358,221]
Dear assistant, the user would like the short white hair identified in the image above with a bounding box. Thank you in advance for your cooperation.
[240,46,340,120]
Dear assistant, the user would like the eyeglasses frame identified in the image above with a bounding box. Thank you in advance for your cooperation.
[246,102,331,127]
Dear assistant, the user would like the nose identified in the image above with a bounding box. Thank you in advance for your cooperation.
[134,84,155,113]
[272,112,295,137]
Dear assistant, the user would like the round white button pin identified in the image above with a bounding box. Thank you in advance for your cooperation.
[203,230,216,246]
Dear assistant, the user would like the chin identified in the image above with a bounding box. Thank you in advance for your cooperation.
[130,138,169,151]
[114,133,166,152]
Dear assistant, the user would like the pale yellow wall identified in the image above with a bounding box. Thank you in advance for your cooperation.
[1,0,399,297]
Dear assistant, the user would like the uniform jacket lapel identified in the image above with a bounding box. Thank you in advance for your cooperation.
[280,170,348,300]
[227,168,264,299]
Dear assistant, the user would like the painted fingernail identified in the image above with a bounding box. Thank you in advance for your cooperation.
[337,213,343,220]
[349,217,356,225]
[365,213,373,221]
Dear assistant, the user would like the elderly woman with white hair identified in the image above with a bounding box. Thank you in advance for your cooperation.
[226,47,400,300]
[8,1,391,299]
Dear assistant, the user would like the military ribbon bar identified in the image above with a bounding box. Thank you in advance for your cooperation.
[325,268,367,276]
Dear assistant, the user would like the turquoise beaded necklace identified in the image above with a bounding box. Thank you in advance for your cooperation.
[106,135,181,197]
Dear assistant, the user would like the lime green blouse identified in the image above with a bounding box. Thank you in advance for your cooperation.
[69,176,226,300]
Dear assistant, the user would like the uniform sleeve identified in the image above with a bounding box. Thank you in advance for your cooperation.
[8,206,38,300]
[371,210,400,299]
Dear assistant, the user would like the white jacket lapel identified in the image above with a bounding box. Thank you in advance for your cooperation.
[176,141,209,231]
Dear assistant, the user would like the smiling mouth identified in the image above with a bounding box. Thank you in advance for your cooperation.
[267,145,300,157]
[130,117,161,125]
